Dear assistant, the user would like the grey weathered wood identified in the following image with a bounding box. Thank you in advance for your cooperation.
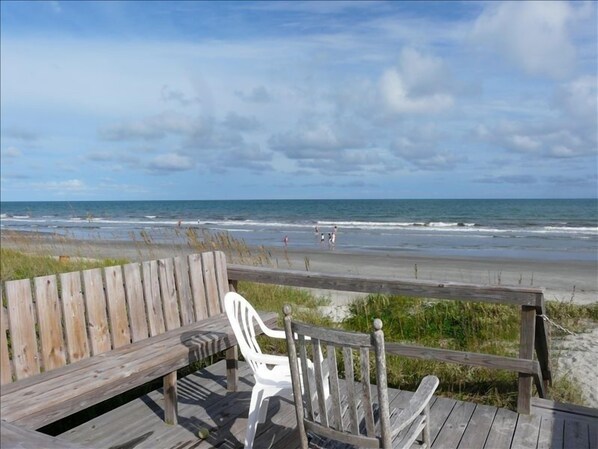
[343,347,359,434]
[511,412,542,449]
[5,279,40,380]
[372,321,391,448]
[327,344,343,430]
[158,258,181,331]
[1,420,93,449]
[1,312,278,430]
[1,303,14,384]
[123,262,149,343]
[81,269,111,355]
[312,338,329,427]
[33,275,68,370]
[31,359,594,449]
[163,370,178,425]
[60,272,91,363]
[484,407,518,449]
[298,335,313,420]
[284,308,438,449]
[228,264,543,306]
[188,253,209,321]
[564,419,590,449]
[518,305,536,414]
[142,259,165,337]
[385,342,539,375]
[457,403,497,449]
[201,252,221,316]
[104,266,131,348]
[213,250,229,309]
[360,346,375,437]
[173,256,194,326]
[537,416,564,449]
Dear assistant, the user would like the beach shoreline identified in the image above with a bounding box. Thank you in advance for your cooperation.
[2,230,596,304]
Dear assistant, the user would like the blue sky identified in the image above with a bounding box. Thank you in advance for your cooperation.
[1,1,596,201]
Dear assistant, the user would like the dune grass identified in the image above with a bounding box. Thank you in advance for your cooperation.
[0,248,127,283]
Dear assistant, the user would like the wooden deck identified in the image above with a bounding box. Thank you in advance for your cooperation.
[57,360,597,449]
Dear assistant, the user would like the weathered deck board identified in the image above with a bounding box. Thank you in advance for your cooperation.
[56,360,595,449]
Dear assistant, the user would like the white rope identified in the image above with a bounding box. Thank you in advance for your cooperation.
[540,314,577,336]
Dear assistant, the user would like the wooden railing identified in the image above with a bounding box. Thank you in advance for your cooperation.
[227,264,552,414]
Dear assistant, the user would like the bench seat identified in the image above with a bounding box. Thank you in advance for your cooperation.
[1,312,277,430]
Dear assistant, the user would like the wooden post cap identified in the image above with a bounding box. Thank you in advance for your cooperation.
[373,318,383,331]
[283,304,292,316]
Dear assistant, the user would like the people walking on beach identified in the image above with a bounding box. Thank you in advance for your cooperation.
[283,235,289,247]
[320,233,325,244]
[331,232,336,245]
[315,225,319,234]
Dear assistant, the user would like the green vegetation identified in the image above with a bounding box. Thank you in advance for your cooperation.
[0,248,127,283]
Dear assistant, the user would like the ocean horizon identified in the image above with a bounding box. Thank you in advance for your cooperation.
[1,198,597,263]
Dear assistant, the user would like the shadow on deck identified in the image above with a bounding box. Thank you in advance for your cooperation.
[59,361,597,449]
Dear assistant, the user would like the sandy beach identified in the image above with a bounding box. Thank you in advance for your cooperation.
[3,232,595,304]
[2,232,597,407]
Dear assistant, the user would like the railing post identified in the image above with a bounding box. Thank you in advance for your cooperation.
[518,305,536,414]
[226,280,239,392]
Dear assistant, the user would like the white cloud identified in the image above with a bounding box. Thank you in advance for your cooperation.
[379,48,454,114]
[100,112,201,141]
[33,179,87,191]
[471,1,580,78]
[2,147,22,158]
[147,153,195,172]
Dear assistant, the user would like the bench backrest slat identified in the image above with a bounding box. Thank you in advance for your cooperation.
[5,279,40,380]
[34,275,68,369]
[142,260,166,337]
[123,263,149,343]
[1,251,229,384]
[174,256,195,325]
[214,251,229,312]
[201,252,221,316]
[82,269,111,356]
[159,258,181,331]
[1,305,14,385]
[60,272,91,363]
[104,266,131,349]
[188,254,209,320]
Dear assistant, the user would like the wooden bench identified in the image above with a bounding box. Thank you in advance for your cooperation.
[0,251,277,433]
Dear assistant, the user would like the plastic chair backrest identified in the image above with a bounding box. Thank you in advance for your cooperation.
[224,291,269,375]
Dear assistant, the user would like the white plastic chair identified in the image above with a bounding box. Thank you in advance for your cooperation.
[225,292,328,449]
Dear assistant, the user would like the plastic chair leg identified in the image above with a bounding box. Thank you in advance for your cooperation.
[245,385,264,449]
[258,397,270,423]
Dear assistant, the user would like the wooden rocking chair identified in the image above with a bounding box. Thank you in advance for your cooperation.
[283,305,439,449]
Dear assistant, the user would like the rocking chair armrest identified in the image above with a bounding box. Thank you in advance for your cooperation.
[391,375,439,435]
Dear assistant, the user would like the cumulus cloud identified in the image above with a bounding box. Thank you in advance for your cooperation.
[390,124,464,170]
[475,175,537,184]
[269,123,367,160]
[33,179,87,191]
[471,1,581,78]
[379,48,454,115]
[2,147,22,158]
[222,112,261,132]
[161,85,200,106]
[147,153,195,173]
[4,128,38,142]
[235,86,272,103]
[100,112,200,141]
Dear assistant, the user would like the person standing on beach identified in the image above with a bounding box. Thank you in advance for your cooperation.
[320,233,325,244]
[283,235,289,247]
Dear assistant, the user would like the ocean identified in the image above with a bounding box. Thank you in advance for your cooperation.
[1,199,597,262]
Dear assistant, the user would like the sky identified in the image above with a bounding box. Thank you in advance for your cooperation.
[1,1,597,201]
